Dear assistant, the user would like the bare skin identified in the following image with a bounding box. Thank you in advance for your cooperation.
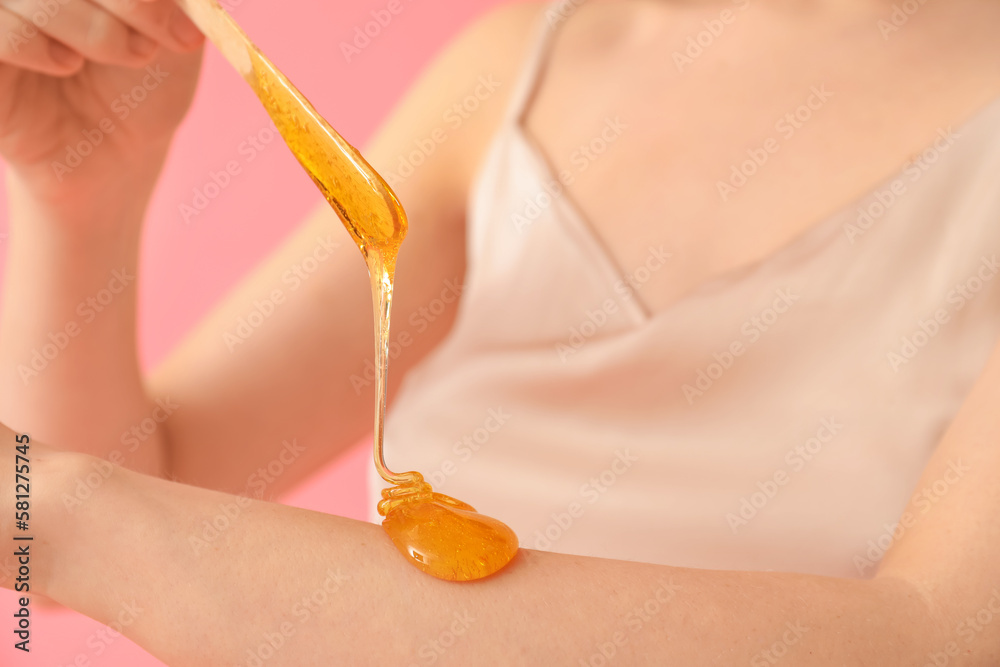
[0,425,954,665]
[1,0,1000,664]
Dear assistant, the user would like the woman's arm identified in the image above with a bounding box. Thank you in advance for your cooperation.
[0,0,204,474]
[20,440,940,667]
[0,166,173,474]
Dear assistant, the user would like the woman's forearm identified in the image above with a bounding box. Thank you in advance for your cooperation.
[32,450,948,667]
[0,166,168,475]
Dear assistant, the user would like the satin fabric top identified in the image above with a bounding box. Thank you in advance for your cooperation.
[370,10,1000,579]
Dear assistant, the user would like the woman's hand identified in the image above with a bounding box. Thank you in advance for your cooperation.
[0,0,204,207]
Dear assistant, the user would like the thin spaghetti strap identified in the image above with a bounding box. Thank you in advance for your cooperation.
[503,1,576,124]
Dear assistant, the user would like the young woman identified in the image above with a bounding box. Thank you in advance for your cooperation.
[1,0,1000,663]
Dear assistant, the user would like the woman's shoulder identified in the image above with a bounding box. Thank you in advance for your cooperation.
[452,1,654,65]
[450,2,551,59]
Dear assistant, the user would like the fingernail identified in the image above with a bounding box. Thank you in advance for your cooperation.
[170,12,203,47]
[129,31,158,58]
[49,41,82,68]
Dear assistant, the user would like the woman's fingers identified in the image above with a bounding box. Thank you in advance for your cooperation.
[89,0,203,53]
[0,6,84,76]
[1,0,151,66]
[0,0,202,70]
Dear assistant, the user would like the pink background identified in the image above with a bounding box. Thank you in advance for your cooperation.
[0,0,504,664]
